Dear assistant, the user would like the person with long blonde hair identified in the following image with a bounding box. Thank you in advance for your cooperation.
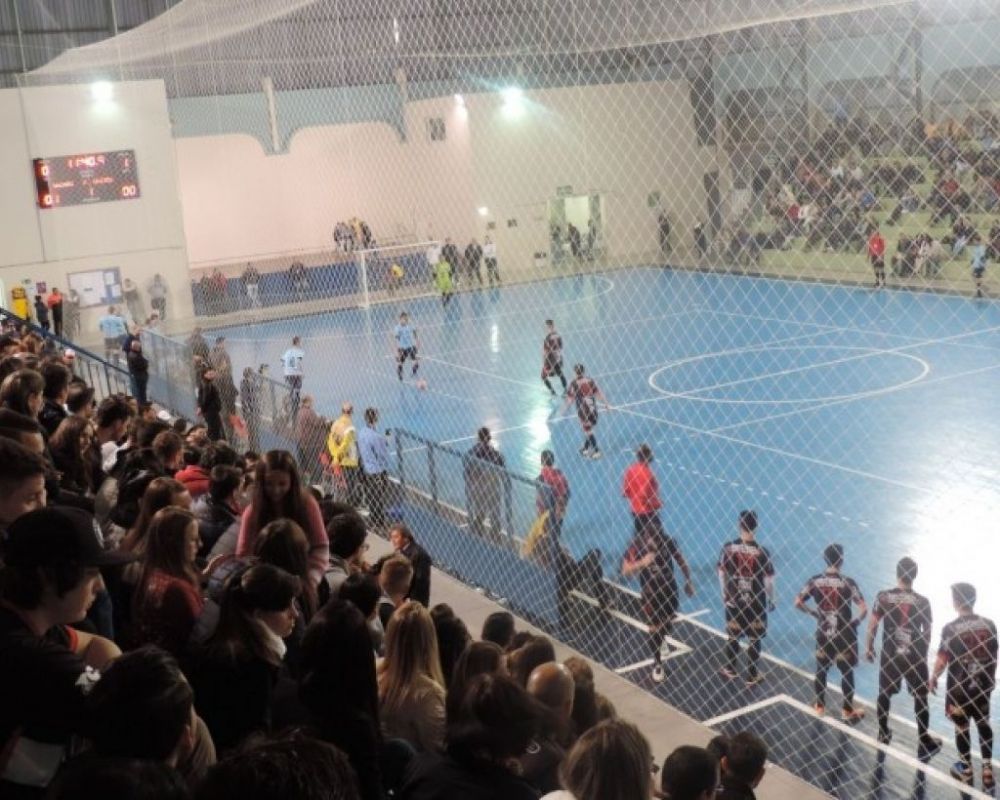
[378,600,446,752]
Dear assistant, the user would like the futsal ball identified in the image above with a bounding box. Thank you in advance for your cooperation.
[415,379,428,391]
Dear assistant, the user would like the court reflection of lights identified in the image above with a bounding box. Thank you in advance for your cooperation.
[490,324,500,353]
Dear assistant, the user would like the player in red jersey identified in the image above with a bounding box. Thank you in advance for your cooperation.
[559,363,610,459]
[541,319,567,396]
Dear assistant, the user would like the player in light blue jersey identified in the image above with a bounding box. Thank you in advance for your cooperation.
[393,311,419,381]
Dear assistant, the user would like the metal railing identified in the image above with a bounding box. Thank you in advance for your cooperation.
[0,308,133,401]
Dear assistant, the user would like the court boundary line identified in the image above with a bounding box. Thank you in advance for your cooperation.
[702,693,995,800]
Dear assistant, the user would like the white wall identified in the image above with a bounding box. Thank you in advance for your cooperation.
[0,80,192,331]
[175,78,718,272]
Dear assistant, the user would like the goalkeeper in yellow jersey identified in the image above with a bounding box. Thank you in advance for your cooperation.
[434,256,454,306]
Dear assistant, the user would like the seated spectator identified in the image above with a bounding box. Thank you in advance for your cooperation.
[84,646,196,766]
[0,408,47,456]
[430,603,471,687]
[153,430,186,474]
[49,417,95,496]
[299,600,385,800]
[510,634,556,686]
[379,600,446,753]
[38,361,71,436]
[388,522,432,606]
[520,662,576,793]
[717,732,768,800]
[0,507,130,797]
[0,437,47,530]
[660,745,720,800]
[175,443,236,499]
[339,571,385,654]
[122,477,193,556]
[132,507,204,655]
[377,553,413,629]
[446,641,507,721]
[192,464,243,558]
[0,368,44,419]
[542,719,653,800]
[236,450,329,587]
[401,674,540,800]
[195,731,360,800]
[47,757,191,800]
[65,382,95,420]
[563,657,616,737]
[481,610,516,650]
[186,564,300,752]
[326,509,368,597]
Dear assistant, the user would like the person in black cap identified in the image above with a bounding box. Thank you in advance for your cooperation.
[795,543,867,722]
[0,506,136,798]
[930,582,998,790]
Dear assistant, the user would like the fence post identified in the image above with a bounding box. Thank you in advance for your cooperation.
[428,442,437,504]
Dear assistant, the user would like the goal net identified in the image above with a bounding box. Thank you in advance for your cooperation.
[21,0,1000,795]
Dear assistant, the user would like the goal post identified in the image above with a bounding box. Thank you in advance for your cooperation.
[356,240,440,308]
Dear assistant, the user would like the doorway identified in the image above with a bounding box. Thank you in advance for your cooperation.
[548,194,605,265]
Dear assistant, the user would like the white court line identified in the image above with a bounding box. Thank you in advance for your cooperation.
[705,694,994,799]
[711,359,1000,434]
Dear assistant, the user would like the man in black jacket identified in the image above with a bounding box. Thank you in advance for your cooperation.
[441,238,461,286]
[464,239,483,285]
[389,522,432,606]
[38,362,71,437]
[463,427,509,537]
[197,369,224,442]
[127,340,149,406]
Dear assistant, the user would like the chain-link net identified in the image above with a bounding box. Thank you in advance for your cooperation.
[21,0,1000,796]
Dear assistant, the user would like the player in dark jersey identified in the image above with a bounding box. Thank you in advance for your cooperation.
[930,582,998,790]
[621,518,694,683]
[795,543,867,721]
[559,363,610,459]
[864,557,940,755]
[541,319,567,396]
[717,510,775,687]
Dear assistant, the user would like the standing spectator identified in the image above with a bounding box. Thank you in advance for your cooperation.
[187,327,210,363]
[122,277,145,322]
[971,234,988,298]
[357,407,390,529]
[38,361,71,436]
[298,600,385,800]
[281,336,305,420]
[694,221,708,259]
[197,369,225,442]
[236,449,329,587]
[328,402,362,508]
[464,239,483,285]
[186,564,300,752]
[464,427,508,536]
[868,227,886,288]
[378,601,447,753]
[483,235,500,286]
[294,395,329,483]
[210,269,229,313]
[34,295,50,331]
[532,450,570,565]
[242,263,262,308]
[389,522,432,606]
[930,582,998,790]
[795,543,867,721]
[98,305,128,363]
[658,211,672,256]
[543,719,656,800]
[149,273,168,320]
[0,506,129,798]
[128,340,150,405]
[289,261,309,301]
[210,337,237,437]
[46,287,65,337]
[441,238,460,286]
[240,367,262,453]
[567,224,582,259]
[132,506,204,656]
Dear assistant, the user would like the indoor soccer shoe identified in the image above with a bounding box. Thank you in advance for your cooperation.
[841,707,865,723]
[744,672,764,687]
[651,664,665,683]
[917,737,942,760]
[812,702,825,716]
[983,766,995,792]
[718,666,738,680]
[949,761,974,786]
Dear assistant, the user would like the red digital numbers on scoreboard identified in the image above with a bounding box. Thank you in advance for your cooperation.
[33,150,140,209]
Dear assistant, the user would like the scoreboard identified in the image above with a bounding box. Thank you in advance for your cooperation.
[33,150,140,209]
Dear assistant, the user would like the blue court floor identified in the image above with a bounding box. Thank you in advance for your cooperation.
[211,266,1000,744]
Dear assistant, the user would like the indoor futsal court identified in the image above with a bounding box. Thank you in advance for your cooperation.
[212,265,1000,799]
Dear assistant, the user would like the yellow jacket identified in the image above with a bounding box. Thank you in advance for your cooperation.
[327,413,358,467]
